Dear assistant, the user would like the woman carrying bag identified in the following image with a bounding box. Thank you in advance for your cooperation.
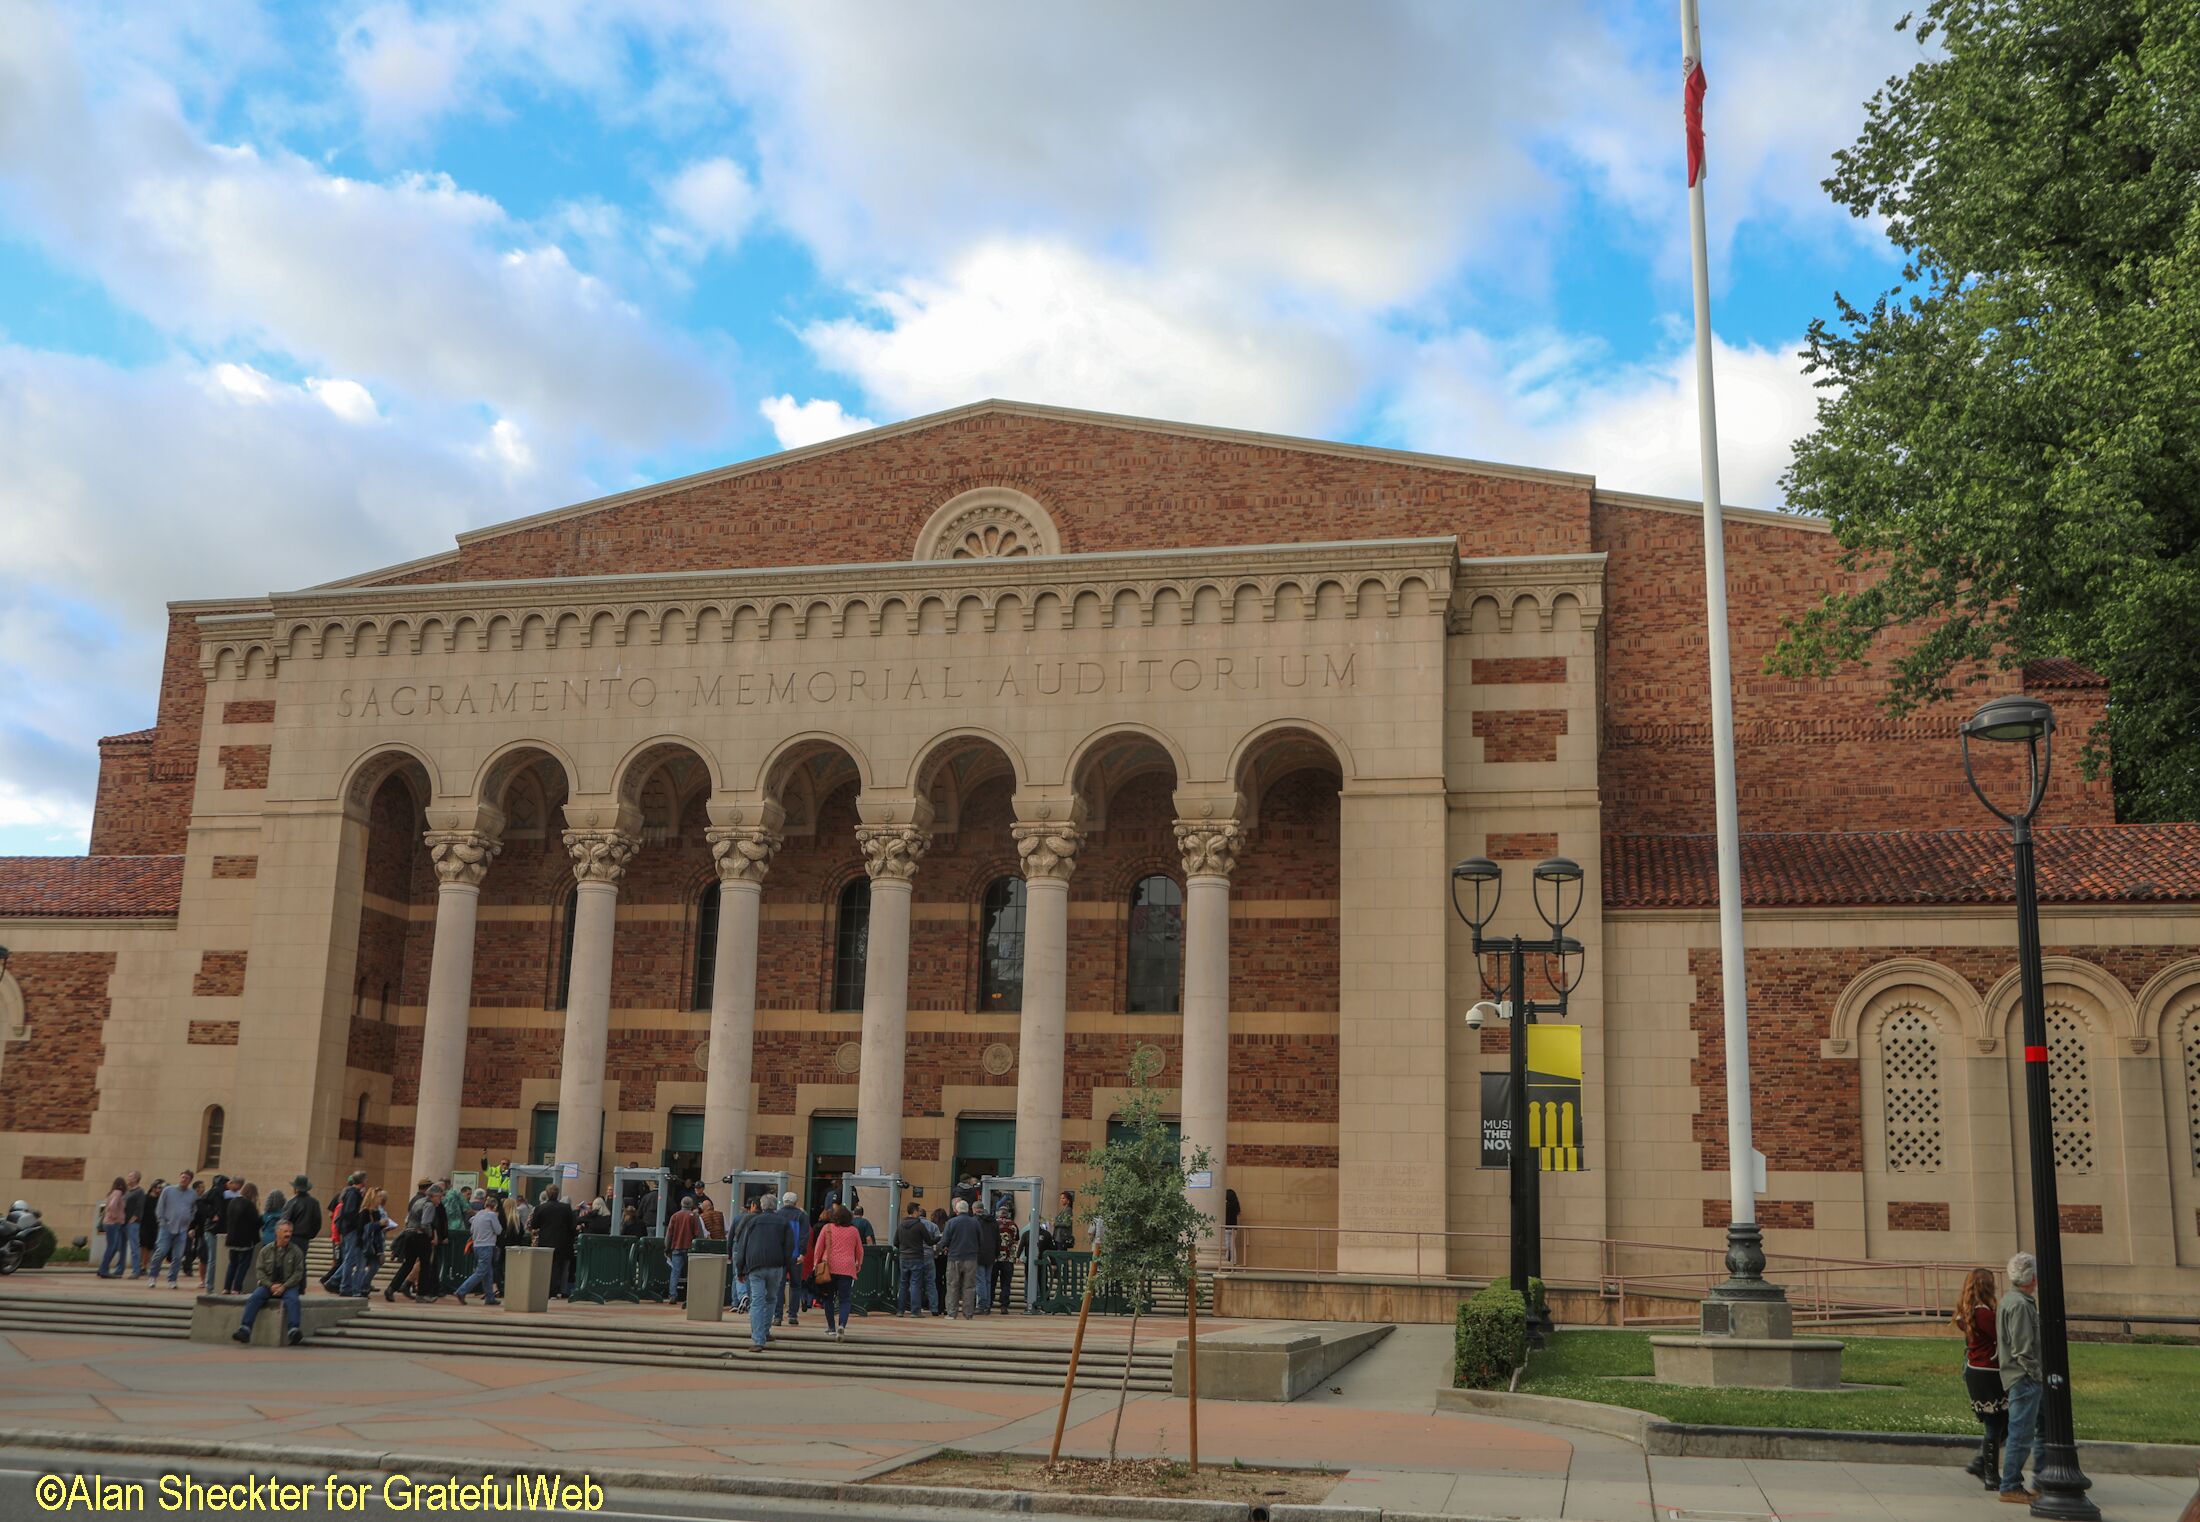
[812,1206,862,1339]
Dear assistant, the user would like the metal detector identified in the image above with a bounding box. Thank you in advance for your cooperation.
[982,1173,1045,1310]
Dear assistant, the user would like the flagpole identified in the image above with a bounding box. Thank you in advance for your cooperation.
[1679,0,1780,1308]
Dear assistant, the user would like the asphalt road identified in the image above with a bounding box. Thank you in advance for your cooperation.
[0,1449,1048,1522]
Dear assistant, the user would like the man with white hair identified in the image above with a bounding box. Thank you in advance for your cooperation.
[1996,1252,2044,1503]
[940,1197,986,1319]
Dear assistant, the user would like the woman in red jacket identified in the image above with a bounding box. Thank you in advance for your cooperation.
[1955,1267,2006,1489]
[812,1206,864,1340]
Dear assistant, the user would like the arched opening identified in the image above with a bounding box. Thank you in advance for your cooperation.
[1125,874,1184,1014]
[200,1104,225,1172]
[555,884,580,1009]
[978,876,1027,1012]
[758,737,867,1013]
[691,881,721,1010]
[832,879,871,1012]
[344,753,431,1170]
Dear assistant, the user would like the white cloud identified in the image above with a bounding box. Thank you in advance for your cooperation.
[1383,328,1821,509]
[758,395,874,450]
[0,0,730,450]
[800,239,1370,436]
[307,376,381,423]
[660,155,756,255]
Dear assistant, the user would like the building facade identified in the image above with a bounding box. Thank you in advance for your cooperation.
[3,401,2196,1311]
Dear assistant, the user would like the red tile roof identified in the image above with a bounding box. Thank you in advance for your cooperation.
[2022,658,2106,690]
[1605,827,2200,909]
[97,727,157,747]
[0,856,184,919]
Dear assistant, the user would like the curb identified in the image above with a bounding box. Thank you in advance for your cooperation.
[1433,1388,2200,1477]
[0,1428,1559,1522]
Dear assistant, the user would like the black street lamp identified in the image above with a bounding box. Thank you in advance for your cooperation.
[1450,854,1586,1346]
[1960,695,2097,1521]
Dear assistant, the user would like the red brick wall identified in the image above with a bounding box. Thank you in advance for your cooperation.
[1888,1200,1951,1231]
[387,411,1591,588]
[0,952,115,1134]
[2059,1203,2104,1234]
[22,1155,84,1181]
[192,951,248,997]
[88,612,206,855]
[1473,709,1566,764]
[1232,768,1340,1012]
[1486,832,1558,860]
[1472,657,1566,685]
[187,1020,240,1046]
[211,856,258,879]
[1593,502,2115,832]
[1705,1198,1816,1230]
[218,745,270,790]
[221,700,276,725]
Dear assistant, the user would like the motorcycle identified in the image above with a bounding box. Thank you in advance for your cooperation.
[0,1201,55,1273]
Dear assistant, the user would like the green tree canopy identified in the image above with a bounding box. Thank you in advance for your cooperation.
[1770,0,2200,819]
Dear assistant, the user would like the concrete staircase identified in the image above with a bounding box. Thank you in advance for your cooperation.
[0,1290,1173,1392]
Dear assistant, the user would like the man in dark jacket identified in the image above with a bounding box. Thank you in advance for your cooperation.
[893,1203,934,1316]
[224,1185,262,1293]
[972,1207,1000,1316]
[775,1194,806,1328]
[232,1220,308,1346]
[734,1197,796,1352]
[281,1177,322,1251]
[941,1199,986,1319]
[191,1177,229,1293]
[529,1186,578,1300]
[326,1171,368,1295]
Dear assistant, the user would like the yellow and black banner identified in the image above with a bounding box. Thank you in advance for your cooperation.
[1479,1025,1586,1172]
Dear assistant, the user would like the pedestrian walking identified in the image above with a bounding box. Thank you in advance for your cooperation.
[147,1169,195,1287]
[385,1182,433,1302]
[813,1206,861,1337]
[665,1196,702,1304]
[121,1172,147,1277]
[734,1190,797,1352]
[1954,1266,2007,1490]
[973,1201,999,1314]
[136,1179,163,1275]
[530,1185,577,1300]
[1224,1187,1241,1264]
[1053,1190,1077,1252]
[97,1176,130,1278]
[356,1188,395,1295]
[224,1181,262,1293]
[1996,1252,2046,1502]
[893,1202,934,1315]
[191,1176,228,1292]
[942,1198,985,1319]
[992,1199,1018,1312]
[450,1190,502,1307]
[728,1198,761,1312]
[331,1171,370,1295]
[230,1220,308,1347]
[775,1193,807,1327]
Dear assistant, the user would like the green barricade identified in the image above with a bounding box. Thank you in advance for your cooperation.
[1037,1250,1088,1313]
[635,1236,670,1301]
[853,1243,897,1314]
[571,1233,641,1303]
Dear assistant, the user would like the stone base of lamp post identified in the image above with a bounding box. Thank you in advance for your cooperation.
[1650,1225,1846,1389]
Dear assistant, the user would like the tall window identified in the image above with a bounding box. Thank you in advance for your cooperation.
[1879,1009,1943,1174]
[691,882,721,1010]
[554,885,579,1008]
[200,1105,225,1171]
[1125,874,1184,1013]
[353,1092,369,1158]
[832,879,871,1012]
[979,876,1027,1012]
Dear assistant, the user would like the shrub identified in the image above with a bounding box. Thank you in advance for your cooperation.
[1454,1282,1529,1390]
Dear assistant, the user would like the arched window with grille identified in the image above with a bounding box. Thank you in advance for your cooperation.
[1125,874,1184,1014]
[978,876,1027,1012]
[2184,1007,2200,1174]
[832,879,871,1012]
[1879,1009,1943,1173]
[691,882,721,1010]
[554,885,579,1009]
[353,1092,369,1158]
[2046,1007,2096,1174]
[200,1105,225,1171]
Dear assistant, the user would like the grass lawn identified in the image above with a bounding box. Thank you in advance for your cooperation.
[1515,1331,2200,1446]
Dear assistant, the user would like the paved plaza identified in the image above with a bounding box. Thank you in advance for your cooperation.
[0,1277,2188,1519]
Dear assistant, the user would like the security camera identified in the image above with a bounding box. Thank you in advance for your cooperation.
[1465,1000,1504,1030]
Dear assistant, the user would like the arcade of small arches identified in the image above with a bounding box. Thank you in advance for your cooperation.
[337,719,1349,1241]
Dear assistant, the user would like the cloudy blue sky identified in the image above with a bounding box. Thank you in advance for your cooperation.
[0,0,1924,855]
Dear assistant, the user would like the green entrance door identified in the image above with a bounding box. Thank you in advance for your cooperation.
[1105,1115,1182,1150]
[952,1117,1017,1194]
[530,1107,558,1165]
[806,1116,856,1214]
[663,1111,703,1192]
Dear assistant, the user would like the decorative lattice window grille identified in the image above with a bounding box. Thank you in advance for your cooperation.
[2182,1007,2200,1174]
[2046,1007,2095,1175]
[1880,1009,1944,1173]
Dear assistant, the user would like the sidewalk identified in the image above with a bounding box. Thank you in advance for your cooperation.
[0,1281,2185,1520]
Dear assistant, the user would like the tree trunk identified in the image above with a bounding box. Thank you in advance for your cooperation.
[1108,1305,1141,1464]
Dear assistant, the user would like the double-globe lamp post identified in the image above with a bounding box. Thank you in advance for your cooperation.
[1449,854,1586,1346]
[1959,695,2096,1521]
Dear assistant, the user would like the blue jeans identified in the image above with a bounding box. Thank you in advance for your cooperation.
[148,1226,188,1284]
[453,1243,499,1303]
[745,1267,785,1349]
[900,1261,937,1313]
[98,1223,129,1277]
[336,1234,370,1294]
[2001,1374,2043,1492]
[238,1284,301,1337]
[200,1233,219,1291]
[974,1262,991,1312]
[666,1251,688,1302]
[822,1274,854,1331]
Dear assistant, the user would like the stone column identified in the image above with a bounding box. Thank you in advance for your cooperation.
[1011,801,1085,1205]
[556,825,638,1205]
[409,827,501,1187]
[700,806,783,1188]
[1175,814,1242,1264]
[852,815,931,1177]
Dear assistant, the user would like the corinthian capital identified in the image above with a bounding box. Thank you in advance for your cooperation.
[1174,819,1243,879]
[424,830,501,888]
[706,824,783,887]
[563,829,639,886]
[855,823,932,883]
[1012,820,1084,882]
